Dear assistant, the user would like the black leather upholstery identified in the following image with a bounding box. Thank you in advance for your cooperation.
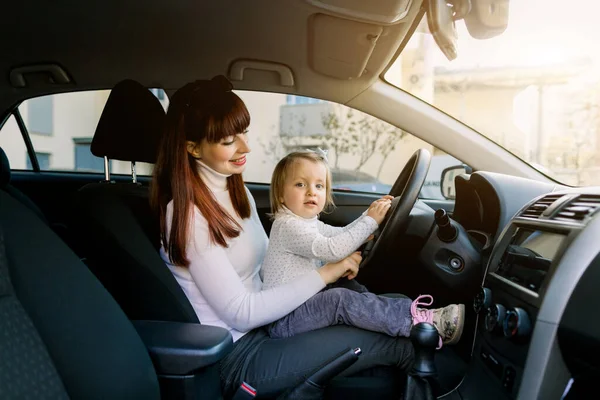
[0,190,161,399]
[75,80,198,323]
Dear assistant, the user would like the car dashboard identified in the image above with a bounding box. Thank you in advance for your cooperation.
[453,182,600,399]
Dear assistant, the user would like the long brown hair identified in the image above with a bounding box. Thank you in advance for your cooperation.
[151,76,251,267]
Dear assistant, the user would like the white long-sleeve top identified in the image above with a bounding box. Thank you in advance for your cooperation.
[160,161,326,341]
[261,207,379,290]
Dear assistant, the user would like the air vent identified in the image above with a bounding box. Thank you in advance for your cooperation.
[520,194,563,218]
[554,195,600,222]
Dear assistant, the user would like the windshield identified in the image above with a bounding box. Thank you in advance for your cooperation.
[385,0,600,186]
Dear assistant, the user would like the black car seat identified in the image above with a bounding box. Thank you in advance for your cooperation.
[0,190,161,399]
[73,80,198,323]
[0,146,47,223]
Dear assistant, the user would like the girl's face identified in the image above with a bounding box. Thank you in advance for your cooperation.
[281,158,327,219]
[188,131,250,175]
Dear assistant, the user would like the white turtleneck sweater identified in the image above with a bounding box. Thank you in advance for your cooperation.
[160,161,326,341]
[261,207,379,290]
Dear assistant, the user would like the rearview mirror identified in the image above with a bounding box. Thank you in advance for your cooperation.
[464,0,510,39]
[441,165,471,199]
[426,0,458,61]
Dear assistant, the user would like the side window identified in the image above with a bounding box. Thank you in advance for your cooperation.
[73,139,107,172]
[238,92,464,200]
[5,89,168,175]
[27,96,53,135]
[26,152,51,170]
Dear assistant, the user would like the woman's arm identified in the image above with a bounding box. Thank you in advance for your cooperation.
[281,216,378,262]
[186,210,325,333]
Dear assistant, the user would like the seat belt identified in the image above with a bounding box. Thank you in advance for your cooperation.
[231,382,257,400]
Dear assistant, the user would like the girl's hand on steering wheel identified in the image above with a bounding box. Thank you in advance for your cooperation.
[318,252,361,284]
[367,198,392,225]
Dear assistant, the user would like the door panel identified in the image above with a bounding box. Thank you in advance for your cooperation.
[11,172,454,252]
[10,171,146,226]
[11,172,460,302]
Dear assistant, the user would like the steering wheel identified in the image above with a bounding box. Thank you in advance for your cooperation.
[360,148,431,267]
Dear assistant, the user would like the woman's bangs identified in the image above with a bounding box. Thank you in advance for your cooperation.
[206,94,250,143]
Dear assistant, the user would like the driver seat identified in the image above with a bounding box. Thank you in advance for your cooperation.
[73,79,198,323]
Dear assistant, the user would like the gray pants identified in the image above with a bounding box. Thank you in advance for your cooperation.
[267,279,413,339]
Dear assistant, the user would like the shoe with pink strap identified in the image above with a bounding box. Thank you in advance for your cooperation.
[410,294,465,349]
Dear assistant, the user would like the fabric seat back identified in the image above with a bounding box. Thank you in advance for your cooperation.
[74,80,198,323]
[0,190,160,399]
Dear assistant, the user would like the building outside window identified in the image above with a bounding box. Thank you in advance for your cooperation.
[26,152,51,170]
[73,138,107,172]
[27,96,53,135]
[285,95,323,105]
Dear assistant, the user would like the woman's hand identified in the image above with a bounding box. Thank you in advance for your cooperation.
[367,196,393,225]
[318,252,362,284]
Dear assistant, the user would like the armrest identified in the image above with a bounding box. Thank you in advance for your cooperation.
[132,320,234,375]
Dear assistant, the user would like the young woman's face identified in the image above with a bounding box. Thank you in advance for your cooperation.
[190,132,250,175]
[281,159,327,219]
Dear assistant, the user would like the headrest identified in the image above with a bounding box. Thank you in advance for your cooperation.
[91,80,166,163]
[0,147,10,188]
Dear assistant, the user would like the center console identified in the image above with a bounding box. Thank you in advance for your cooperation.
[473,218,573,397]
[457,192,599,399]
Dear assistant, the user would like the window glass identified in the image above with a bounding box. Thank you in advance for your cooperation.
[26,152,51,170]
[0,114,33,170]
[238,91,463,199]
[385,0,600,186]
[73,139,108,172]
[12,89,169,174]
[27,96,53,135]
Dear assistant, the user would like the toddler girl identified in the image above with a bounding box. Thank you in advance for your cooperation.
[261,150,465,347]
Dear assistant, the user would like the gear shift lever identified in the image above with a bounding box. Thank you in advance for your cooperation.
[404,322,439,400]
[410,322,438,376]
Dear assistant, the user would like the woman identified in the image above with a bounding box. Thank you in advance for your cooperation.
[151,75,414,399]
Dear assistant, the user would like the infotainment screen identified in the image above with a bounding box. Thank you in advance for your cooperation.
[495,229,566,292]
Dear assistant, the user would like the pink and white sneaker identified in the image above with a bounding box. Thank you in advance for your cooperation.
[410,295,465,348]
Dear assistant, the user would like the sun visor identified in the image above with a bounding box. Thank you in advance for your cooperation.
[309,14,383,80]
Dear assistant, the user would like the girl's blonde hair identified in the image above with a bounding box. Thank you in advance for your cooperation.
[270,151,334,215]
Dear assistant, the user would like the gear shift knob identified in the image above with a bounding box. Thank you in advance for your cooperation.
[409,322,438,377]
